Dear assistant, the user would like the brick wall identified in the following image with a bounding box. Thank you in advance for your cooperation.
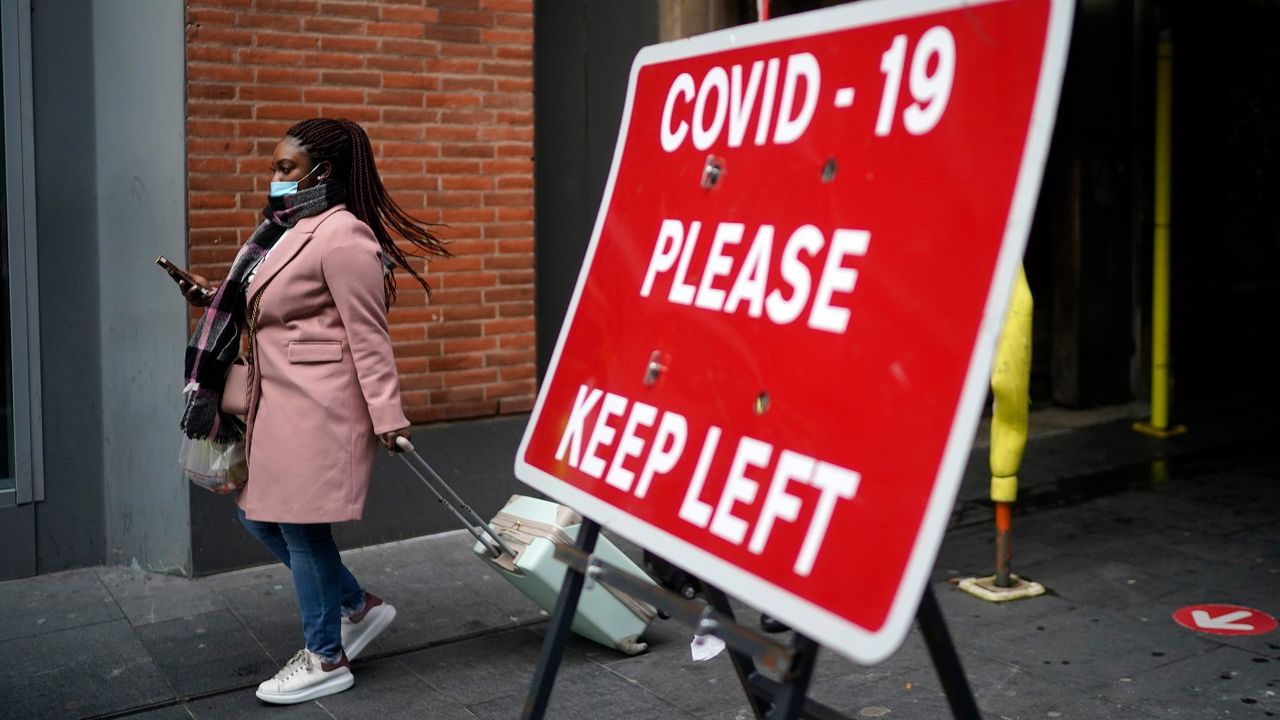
[184,0,535,423]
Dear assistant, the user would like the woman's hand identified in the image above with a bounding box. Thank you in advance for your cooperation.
[178,274,215,307]
[380,427,411,453]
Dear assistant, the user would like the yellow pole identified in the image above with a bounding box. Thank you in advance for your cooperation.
[956,265,1045,601]
[1135,36,1186,439]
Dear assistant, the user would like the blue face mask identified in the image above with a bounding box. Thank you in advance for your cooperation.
[269,163,322,197]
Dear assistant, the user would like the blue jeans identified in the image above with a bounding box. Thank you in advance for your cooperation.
[237,509,366,662]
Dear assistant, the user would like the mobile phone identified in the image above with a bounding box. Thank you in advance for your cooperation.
[155,256,212,296]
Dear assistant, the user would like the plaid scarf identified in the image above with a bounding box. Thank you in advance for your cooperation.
[181,180,347,442]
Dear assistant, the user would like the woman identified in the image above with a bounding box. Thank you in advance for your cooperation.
[178,118,448,704]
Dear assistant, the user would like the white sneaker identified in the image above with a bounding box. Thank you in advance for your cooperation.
[341,592,397,660]
[255,649,353,705]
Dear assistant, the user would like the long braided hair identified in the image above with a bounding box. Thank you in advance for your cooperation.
[285,117,449,305]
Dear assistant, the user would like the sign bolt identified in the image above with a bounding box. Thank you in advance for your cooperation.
[701,155,724,189]
[755,391,771,415]
[821,157,838,183]
[644,351,667,386]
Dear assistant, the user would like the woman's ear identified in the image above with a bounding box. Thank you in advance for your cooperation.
[316,161,333,182]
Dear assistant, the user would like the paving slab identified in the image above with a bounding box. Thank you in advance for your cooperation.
[183,691,334,719]
[100,567,228,627]
[117,706,195,719]
[0,618,173,720]
[133,608,274,697]
[315,656,478,719]
[1102,644,1280,718]
[0,568,121,642]
[398,626,554,707]
[210,570,310,665]
[967,604,1220,693]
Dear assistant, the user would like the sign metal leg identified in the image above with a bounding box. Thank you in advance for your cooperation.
[705,585,850,720]
[521,519,601,720]
[916,585,982,719]
[705,585,770,720]
[768,633,820,720]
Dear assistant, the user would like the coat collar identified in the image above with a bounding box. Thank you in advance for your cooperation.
[245,204,346,301]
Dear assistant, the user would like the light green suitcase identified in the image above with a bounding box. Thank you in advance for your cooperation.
[473,495,658,655]
[393,439,657,655]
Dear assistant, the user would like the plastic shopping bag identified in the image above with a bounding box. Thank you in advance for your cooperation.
[179,436,248,494]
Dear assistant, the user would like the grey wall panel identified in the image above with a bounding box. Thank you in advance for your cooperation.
[31,0,104,572]
[0,504,36,579]
[533,0,659,380]
[93,1,191,574]
[191,415,527,576]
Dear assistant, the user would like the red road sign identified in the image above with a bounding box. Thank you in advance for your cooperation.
[516,0,1072,663]
[1173,604,1278,637]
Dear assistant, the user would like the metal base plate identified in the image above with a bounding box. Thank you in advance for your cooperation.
[956,574,1046,603]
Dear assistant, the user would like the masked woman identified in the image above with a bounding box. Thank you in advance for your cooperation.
[178,118,448,704]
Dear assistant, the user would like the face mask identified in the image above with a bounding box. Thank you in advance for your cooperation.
[269,163,323,197]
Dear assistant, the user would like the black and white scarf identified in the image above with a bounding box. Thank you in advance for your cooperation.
[181,180,346,442]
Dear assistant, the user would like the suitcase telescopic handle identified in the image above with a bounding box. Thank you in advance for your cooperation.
[394,437,518,559]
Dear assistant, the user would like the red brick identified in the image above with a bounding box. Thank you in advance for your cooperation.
[495,11,533,29]
[256,67,322,85]
[319,35,380,53]
[438,367,500,387]
[367,90,424,107]
[189,101,254,119]
[317,70,381,87]
[302,16,364,34]
[303,52,369,70]
[188,45,235,63]
[254,30,322,50]
[367,54,428,72]
[188,27,255,45]
[189,137,254,154]
[255,0,320,13]
[483,286,533,303]
[383,72,437,90]
[303,87,366,104]
[482,29,530,45]
[367,21,424,38]
[188,6,236,25]
[381,107,439,124]
[241,85,305,102]
[496,396,534,413]
[380,5,440,23]
[319,1,380,19]
[494,44,533,61]
[483,0,531,11]
[428,354,484,371]
[422,25,481,43]
[236,12,303,30]
[189,83,238,101]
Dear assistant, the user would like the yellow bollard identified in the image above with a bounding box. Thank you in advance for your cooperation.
[1135,36,1187,439]
[958,265,1045,602]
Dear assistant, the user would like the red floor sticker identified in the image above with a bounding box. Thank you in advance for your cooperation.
[1173,604,1278,636]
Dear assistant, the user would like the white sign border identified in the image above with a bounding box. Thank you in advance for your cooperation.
[515,0,1074,665]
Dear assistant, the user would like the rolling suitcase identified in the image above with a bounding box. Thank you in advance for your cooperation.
[394,438,658,655]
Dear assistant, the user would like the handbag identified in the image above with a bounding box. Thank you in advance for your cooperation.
[221,289,263,418]
[221,358,249,416]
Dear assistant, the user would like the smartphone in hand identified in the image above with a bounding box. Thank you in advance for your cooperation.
[155,255,213,299]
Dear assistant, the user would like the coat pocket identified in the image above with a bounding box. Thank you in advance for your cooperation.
[287,340,343,363]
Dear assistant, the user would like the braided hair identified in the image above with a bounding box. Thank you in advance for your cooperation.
[285,117,449,305]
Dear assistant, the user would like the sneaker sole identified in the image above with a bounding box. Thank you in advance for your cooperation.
[345,605,397,661]
[255,671,354,705]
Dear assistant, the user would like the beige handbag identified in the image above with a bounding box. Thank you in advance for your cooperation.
[221,358,249,416]
[221,290,263,417]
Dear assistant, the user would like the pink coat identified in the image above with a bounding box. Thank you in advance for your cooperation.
[236,205,410,524]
